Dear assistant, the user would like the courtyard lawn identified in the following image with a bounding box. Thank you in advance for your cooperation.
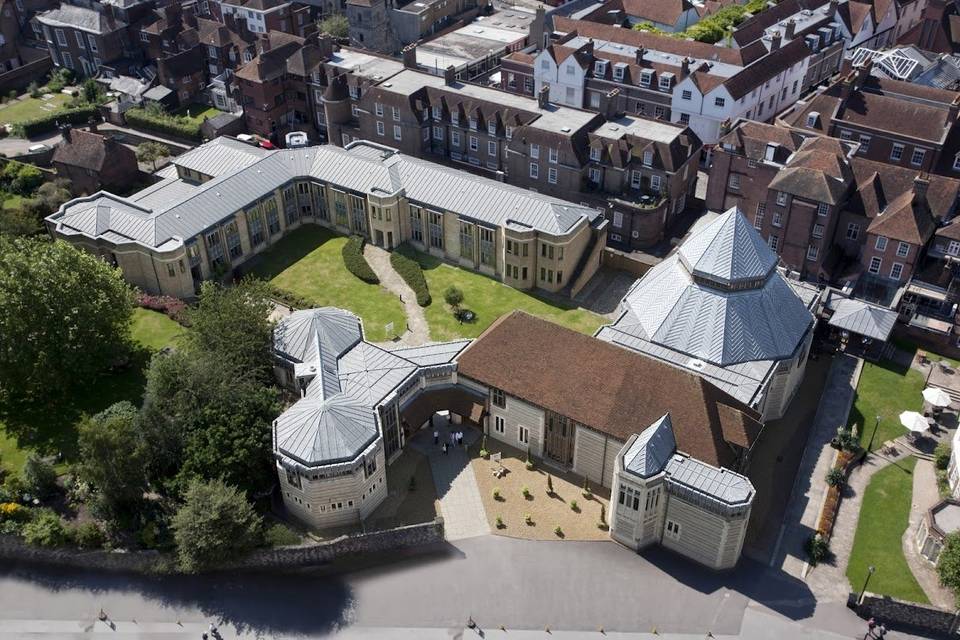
[849,359,926,451]
[251,226,406,342]
[846,457,929,604]
[0,93,71,127]
[171,103,222,126]
[398,246,605,341]
[0,309,184,475]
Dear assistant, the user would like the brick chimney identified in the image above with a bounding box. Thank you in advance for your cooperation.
[60,124,72,143]
[443,65,456,85]
[599,88,620,119]
[635,46,646,65]
[914,174,930,204]
[829,0,839,15]
[770,31,782,51]
[681,57,690,75]
[402,43,418,69]
[531,4,547,52]
[785,19,796,39]
[537,84,550,109]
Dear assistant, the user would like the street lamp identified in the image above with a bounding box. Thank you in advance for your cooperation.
[858,565,876,604]
[867,415,882,453]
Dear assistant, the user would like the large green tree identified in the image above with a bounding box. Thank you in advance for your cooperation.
[76,401,147,519]
[318,13,348,38]
[171,478,262,572]
[186,280,274,381]
[939,532,960,604]
[0,238,134,402]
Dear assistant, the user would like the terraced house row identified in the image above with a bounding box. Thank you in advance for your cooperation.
[45,136,607,299]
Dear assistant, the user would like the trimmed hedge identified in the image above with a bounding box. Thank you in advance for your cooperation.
[341,235,379,284]
[14,106,99,138]
[391,247,431,306]
[125,108,201,141]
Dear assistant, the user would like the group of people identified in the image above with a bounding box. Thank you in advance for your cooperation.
[433,428,466,454]
[865,618,887,639]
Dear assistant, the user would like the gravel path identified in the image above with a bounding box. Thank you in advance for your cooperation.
[363,244,430,346]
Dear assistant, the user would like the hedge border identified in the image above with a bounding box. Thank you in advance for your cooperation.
[341,235,379,284]
[14,106,99,138]
[390,247,431,306]
[125,108,201,142]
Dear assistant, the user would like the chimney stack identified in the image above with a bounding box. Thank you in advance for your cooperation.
[599,88,621,119]
[914,174,930,204]
[60,124,72,143]
[87,116,97,133]
[635,46,646,65]
[770,31,782,51]
[402,42,418,69]
[537,84,550,109]
[829,0,839,15]
[785,19,796,39]
[531,4,547,52]
[681,57,690,75]
[443,65,456,85]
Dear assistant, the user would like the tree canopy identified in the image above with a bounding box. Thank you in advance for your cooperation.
[172,478,263,572]
[135,142,170,171]
[318,13,348,38]
[938,532,960,604]
[0,238,134,403]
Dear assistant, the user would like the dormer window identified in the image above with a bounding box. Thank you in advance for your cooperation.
[487,121,496,135]
[594,60,607,76]
[506,126,514,140]
[658,73,674,91]
[806,111,819,127]
[432,106,441,120]
[640,69,654,87]
[451,112,460,126]
[643,150,653,166]
[469,117,478,130]
[590,147,600,162]
[613,62,627,81]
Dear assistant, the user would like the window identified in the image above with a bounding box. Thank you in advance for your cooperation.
[631,170,641,189]
[433,126,443,140]
[428,211,443,249]
[754,202,765,229]
[451,131,460,147]
[840,129,853,141]
[548,147,558,164]
[410,206,423,243]
[728,174,741,190]
[75,31,84,48]
[772,211,783,227]
[948,240,960,256]
[816,202,829,217]
[548,167,557,184]
[469,136,478,152]
[911,148,926,166]
[714,97,725,107]
[896,242,909,258]
[392,106,399,121]
[890,143,904,161]
[87,33,97,53]
[776,191,788,206]
[679,113,690,124]
[479,227,495,267]
[393,125,402,141]
[530,143,540,159]
[812,223,824,238]
[875,236,888,251]
[654,106,665,118]
[61,51,73,69]
[859,135,871,152]
[529,162,539,179]
[589,167,601,184]
[806,244,819,261]
[376,121,384,136]
[459,221,474,262]
[640,70,653,87]
[518,425,529,445]
[375,102,383,117]
[665,520,681,540]
[488,140,497,157]
[890,262,904,280]
[594,60,606,76]
[494,415,505,433]
[565,86,576,102]
[658,76,671,90]
[432,106,442,120]
[769,234,779,250]
[451,112,459,126]
[681,90,691,100]
[868,256,882,274]
[55,28,66,47]
[590,147,600,162]
[846,222,860,240]
[613,211,623,228]
[140,31,149,42]
[505,126,514,140]
[650,175,661,192]
[613,65,624,81]
[643,150,653,167]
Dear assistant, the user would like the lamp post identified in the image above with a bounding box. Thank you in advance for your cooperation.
[858,565,876,604]
[867,415,882,454]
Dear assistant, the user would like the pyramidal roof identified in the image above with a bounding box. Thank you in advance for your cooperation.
[623,414,677,479]
[678,208,778,286]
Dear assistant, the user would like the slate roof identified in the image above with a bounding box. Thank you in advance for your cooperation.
[457,311,762,469]
[172,136,271,178]
[623,414,677,478]
[52,129,134,173]
[37,4,127,33]
[50,139,602,249]
[828,298,897,341]
[616,207,814,367]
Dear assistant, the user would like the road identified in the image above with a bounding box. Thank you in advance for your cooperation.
[0,535,919,639]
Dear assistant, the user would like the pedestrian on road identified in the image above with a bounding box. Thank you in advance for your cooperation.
[433,430,439,446]
[442,443,448,455]
[865,617,876,639]
[877,624,887,638]
[458,431,464,447]
[450,432,456,446]
[202,634,208,640]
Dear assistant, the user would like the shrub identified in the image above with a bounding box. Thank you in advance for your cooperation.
[554,525,563,537]
[13,106,99,138]
[263,522,301,547]
[479,448,489,459]
[526,460,535,471]
[937,532,960,596]
[835,427,860,453]
[936,442,952,471]
[341,235,379,284]
[825,467,845,487]
[492,488,501,501]
[805,533,830,566]
[71,521,105,549]
[521,487,531,499]
[125,107,201,141]
[525,513,533,526]
[137,292,190,326]
[582,478,592,499]
[443,286,464,310]
[23,510,69,547]
[495,515,504,529]
[546,474,553,494]
[0,502,28,522]
[598,504,607,530]
[390,248,431,306]
[21,455,58,498]
[27,82,40,99]
[570,499,579,512]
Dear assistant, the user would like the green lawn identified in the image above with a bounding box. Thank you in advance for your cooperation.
[251,226,406,342]
[0,93,71,126]
[171,103,222,125]
[2,194,24,210]
[846,457,929,604]
[849,359,926,450]
[398,246,605,341]
[0,309,184,475]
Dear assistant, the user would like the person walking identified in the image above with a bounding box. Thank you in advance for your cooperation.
[458,431,463,447]
[433,430,439,446]
[442,442,448,455]
[877,623,887,638]
[864,617,876,639]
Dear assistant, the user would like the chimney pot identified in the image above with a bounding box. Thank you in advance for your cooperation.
[770,31,782,51]
[443,65,456,85]
[537,84,549,109]
[785,19,796,39]
[635,46,646,65]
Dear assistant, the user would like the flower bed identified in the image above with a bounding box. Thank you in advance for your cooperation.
[137,292,190,327]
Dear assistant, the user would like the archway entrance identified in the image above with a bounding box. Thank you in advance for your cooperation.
[400,385,486,439]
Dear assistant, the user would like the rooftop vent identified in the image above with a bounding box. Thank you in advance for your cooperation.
[687,358,706,371]
[561,126,571,132]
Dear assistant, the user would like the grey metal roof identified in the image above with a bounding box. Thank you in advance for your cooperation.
[274,393,379,467]
[387,340,472,366]
[677,208,777,286]
[172,137,271,178]
[665,454,754,508]
[49,139,601,251]
[623,414,677,479]
[616,207,814,367]
[828,298,897,341]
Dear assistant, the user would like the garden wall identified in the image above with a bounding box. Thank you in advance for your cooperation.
[601,247,655,278]
[0,518,444,574]
[851,591,960,638]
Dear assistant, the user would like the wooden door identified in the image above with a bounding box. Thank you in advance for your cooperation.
[544,412,574,465]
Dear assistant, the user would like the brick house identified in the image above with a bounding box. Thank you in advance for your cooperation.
[51,126,140,196]
[37,4,131,77]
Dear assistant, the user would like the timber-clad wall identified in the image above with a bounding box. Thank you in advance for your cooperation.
[661,497,748,570]
[488,392,545,459]
[573,424,621,489]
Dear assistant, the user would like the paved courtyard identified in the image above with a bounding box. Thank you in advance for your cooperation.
[408,416,489,540]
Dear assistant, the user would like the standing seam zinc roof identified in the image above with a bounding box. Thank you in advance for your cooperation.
[51,140,602,250]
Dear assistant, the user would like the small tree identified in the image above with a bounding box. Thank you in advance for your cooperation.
[22,509,69,547]
[546,474,553,494]
[171,478,263,572]
[21,455,58,498]
[77,401,147,519]
[318,13,349,38]
[135,141,170,172]
[80,78,102,105]
[443,286,464,315]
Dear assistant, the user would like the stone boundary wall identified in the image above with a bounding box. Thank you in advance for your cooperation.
[601,247,657,278]
[850,591,960,638]
[0,519,444,574]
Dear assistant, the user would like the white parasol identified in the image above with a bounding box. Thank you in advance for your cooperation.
[923,387,952,408]
[900,411,930,433]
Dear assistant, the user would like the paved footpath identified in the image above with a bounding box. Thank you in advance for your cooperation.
[363,244,430,346]
[408,418,489,540]
[904,458,955,607]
